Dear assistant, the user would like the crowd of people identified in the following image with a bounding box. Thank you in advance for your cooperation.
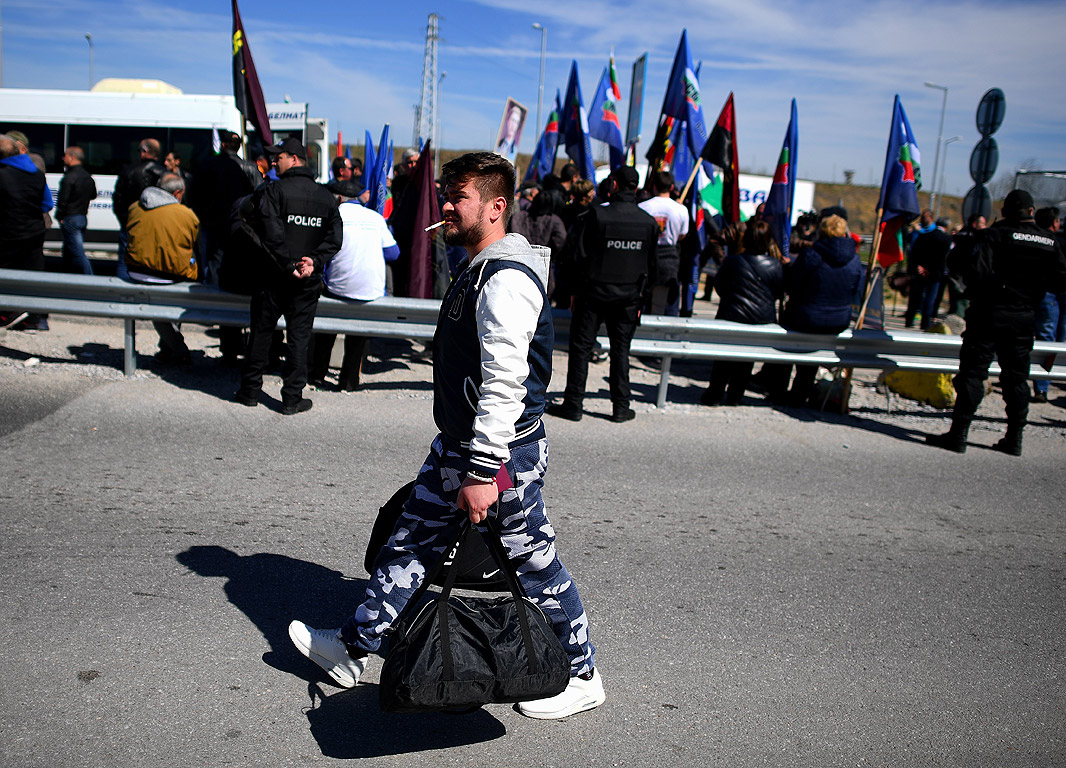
[2,128,1065,445]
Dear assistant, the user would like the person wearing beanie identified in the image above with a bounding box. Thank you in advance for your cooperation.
[926,190,1066,456]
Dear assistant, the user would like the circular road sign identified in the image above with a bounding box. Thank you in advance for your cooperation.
[962,184,993,223]
[976,88,1006,136]
[969,137,999,184]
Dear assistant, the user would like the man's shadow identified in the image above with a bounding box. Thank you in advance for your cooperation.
[177,545,506,756]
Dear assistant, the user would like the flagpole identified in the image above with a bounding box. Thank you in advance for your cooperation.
[677,162,701,204]
[854,207,886,330]
[836,206,887,415]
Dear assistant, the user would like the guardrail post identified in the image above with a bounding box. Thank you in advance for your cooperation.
[124,319,137,376]
[656,355,673,409]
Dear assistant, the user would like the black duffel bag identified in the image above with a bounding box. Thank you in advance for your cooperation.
[365,481,509,592]
[378,516,570,713]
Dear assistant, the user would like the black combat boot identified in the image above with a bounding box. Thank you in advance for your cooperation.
[993,427,1023,457]
[925,422,969,453]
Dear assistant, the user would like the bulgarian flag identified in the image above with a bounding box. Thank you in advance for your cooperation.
[760,99,798,261]
[524,90,561,182]
[876,95,922,268]
[588,55,625,171]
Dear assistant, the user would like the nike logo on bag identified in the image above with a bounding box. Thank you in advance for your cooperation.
[482,569,501,579]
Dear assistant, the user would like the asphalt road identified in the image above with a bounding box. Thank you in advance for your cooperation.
[1,320,1064,767]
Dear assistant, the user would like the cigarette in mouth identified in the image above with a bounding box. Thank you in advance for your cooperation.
[424,220,446,232]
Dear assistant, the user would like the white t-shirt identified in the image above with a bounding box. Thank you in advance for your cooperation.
[323,201,397,300]
[638,195,689,247]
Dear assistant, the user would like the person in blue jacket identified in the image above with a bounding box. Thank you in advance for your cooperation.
[766,213,863,406]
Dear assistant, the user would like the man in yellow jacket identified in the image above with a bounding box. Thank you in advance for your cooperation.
[125,172,200,365]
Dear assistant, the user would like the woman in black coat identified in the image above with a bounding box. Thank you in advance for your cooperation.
[701,220,784,406]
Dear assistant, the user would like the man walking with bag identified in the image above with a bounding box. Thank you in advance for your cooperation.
[289,152,604,719]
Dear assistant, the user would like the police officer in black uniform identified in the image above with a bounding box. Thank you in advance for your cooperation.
[235,138,342,415]
[926,190,1066,455]
[548,166,658,423]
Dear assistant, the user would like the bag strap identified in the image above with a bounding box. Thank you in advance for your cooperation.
[390,499,547,680]
[437,509,544,680]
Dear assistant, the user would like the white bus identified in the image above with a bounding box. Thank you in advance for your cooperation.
[0,85,328,248]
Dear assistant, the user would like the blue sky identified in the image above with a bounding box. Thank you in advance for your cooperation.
[4,0,1063,201]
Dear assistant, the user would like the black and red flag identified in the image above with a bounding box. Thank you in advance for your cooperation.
[390,141,447,299]
[700,92,739,224]
[231,0,272,145]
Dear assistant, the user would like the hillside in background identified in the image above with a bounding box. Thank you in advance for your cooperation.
[813,185,966,236]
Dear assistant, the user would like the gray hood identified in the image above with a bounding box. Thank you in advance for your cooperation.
[468,232,550,291]
[140,186,180,210]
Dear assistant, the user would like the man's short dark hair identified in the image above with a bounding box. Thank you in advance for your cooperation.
[559,162,580,184]
[1035,206,1060,229]
[651,170,674,194]
[219,131,242,151]
[351,157,363,173]
[331,156,352,176]
[441,152,516,224]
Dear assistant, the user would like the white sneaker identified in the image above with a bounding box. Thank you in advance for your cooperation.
[287,620,367,688]
[517,668,605,719]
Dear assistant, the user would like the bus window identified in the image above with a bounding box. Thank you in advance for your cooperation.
[0,123,65,171]
[68,125,166,175]
[168,128,215,175]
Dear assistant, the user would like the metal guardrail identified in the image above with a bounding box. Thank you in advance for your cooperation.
[2,269,1064,406]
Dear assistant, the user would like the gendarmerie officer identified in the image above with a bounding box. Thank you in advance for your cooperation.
[926,189,1066,455]
[548,165,658,423]
[235,138,342,415]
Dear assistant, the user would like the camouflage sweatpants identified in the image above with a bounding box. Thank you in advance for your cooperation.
[341,434,596,676]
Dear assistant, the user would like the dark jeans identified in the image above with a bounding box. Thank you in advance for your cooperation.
[905,275,941,329]
[563,293,641,409]
[952,309,1034,431]
[239,281,320,405]
[706,359,755,405]
[1033,291,1066,395]
[310,333,369,386]
[60,215,93,275]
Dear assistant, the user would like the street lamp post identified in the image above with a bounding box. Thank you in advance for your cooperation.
[532,23,546,139]
[924,81,948,216]
[938,135,962,215]
[85,33,94,90]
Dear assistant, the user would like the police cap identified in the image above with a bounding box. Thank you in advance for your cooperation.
[609,165,640,190]
[265,137,307,160]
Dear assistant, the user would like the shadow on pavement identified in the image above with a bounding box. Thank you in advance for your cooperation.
[176,545,370,683]
[303,681,506,758]
[178,544,508,757]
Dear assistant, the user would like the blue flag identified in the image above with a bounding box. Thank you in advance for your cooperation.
[366,124,390,215]
[877,95,922,219]
[588,62,625,171]
[524,90,562,182]
[363,129,376,191]
[761,99,798,262]
[875,95,922,268]
[660,31,707,167]
[560,61,595,181]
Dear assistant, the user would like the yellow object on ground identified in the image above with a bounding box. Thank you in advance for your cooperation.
[883,322,956,409]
